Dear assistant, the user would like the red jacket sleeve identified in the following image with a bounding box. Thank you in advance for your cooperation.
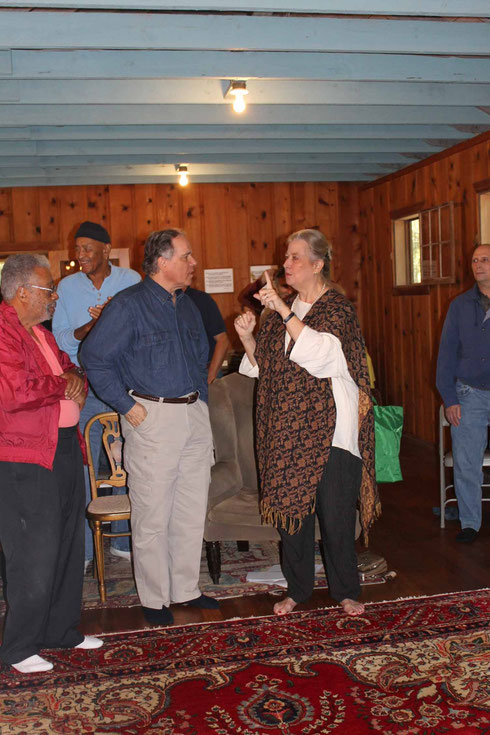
[0,325,84,413]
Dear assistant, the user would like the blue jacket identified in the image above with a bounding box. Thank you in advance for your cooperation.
[436,284,490,407]
[79,277,209,415]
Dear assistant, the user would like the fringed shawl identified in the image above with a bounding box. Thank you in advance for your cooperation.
[254,288,381,542]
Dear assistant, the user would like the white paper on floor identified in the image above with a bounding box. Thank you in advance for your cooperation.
[246,563,323,587]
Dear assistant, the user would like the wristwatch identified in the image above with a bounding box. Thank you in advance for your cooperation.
[283,312,295,325]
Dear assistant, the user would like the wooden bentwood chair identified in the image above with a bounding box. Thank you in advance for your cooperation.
[84,411,131,602]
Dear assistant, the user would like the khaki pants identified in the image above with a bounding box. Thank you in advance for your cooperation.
[121,398,213,608]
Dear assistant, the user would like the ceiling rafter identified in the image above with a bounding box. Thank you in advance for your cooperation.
[0,1,488,15]
[1,12,489,53]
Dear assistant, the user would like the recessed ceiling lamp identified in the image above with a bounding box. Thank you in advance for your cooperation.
[177,164,189,187]
[226,80,248,114]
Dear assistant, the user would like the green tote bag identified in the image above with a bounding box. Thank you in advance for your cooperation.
[373,400,404,483]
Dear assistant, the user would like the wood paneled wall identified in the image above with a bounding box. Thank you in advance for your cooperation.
[359,133,490,444]
[0,181,361,346]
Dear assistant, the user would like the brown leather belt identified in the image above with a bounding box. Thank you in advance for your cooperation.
[131,390,199,405]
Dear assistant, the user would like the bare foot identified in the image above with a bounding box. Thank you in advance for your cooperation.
[273,597,297,616]
[340,598,365,616]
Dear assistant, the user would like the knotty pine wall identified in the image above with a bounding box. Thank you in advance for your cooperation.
[359,132,490,444]
[0,181,361,347]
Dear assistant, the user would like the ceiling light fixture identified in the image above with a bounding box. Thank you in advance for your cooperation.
[226,80,248,114]
[177,164,189,187]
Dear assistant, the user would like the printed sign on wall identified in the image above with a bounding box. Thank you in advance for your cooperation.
[204,268,234,294]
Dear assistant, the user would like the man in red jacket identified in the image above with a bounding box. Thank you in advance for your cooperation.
[0,254,103,673]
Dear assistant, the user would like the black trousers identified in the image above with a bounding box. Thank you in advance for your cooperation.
[0,427,85,664]
[278,447,362,604]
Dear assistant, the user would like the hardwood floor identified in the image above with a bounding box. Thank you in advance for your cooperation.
[80,436,490,637]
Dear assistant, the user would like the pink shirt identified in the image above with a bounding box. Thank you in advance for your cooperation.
[33,326,80,428]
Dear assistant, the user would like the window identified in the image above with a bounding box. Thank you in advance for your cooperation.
[478,189,490,244]
[392,202,455,289]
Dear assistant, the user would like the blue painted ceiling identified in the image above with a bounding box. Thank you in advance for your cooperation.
[0,1,489,187]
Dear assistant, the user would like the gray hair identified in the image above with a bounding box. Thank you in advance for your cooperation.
[142,229,184,275]
[287,228,333,280]
[1,253,51,302]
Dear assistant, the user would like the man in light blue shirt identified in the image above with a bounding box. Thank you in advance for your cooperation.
[53,221,140,568]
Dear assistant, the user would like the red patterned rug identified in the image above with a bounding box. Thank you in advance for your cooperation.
[1,589,488,734]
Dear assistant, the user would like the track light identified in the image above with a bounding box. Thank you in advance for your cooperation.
[177,164,189,187]
[226,80,248,114]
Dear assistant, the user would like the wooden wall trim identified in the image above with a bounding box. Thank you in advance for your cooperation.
[392,285,430,296]
[474,177,490,193]
[0,242,58,252]
[389,201,425,220]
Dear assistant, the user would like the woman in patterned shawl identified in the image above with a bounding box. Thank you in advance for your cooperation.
[235,229,380,617]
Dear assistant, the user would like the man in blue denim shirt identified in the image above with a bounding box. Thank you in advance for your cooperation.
[436,244,490,543]
[80,229,217,625]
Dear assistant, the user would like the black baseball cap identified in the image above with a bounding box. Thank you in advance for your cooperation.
[74,221,110,244]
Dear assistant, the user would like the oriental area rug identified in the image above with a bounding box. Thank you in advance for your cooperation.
[0,588,488,734]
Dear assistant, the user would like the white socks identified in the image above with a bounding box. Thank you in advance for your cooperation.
[12,637,103,673]
[12,655,53,674]
[75,635,103,650]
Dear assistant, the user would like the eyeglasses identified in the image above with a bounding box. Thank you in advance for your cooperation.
[25,283,57,296]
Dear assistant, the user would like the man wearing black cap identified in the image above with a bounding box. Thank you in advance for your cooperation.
[52,221,140,569]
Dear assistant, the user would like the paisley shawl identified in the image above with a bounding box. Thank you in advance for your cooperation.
[254,288,380,542]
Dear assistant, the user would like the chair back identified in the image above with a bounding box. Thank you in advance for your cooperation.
[84,411,127,500]
[208,372,258,492]
[223,372,258,491]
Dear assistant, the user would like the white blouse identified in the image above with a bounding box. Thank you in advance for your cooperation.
[239,296,360,458]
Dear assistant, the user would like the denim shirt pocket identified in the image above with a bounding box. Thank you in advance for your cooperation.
[184,326,206,364]
[141,330,175,371]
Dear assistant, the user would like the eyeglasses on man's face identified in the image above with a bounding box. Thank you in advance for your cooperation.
[25,283,57,297]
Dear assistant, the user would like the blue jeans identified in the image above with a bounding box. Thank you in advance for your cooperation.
[451,381,490,532]
[80,392,130,561]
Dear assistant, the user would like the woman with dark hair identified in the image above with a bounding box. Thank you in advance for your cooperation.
[235,229,380,616]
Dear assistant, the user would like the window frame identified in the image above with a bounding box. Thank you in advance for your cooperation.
[474,179,490,245]
[391,201,455,294]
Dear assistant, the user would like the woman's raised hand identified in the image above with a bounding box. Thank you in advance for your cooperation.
[234,309,256,339]
[255,270,284,312]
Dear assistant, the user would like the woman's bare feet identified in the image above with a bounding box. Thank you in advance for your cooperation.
[340,598,365,616]
[273,596,298,615]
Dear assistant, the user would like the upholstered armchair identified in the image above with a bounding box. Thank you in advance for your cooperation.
[205,372,279,583]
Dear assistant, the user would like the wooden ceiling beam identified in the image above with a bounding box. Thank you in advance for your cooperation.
[0,0,488,16]
[0,12,488,55]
